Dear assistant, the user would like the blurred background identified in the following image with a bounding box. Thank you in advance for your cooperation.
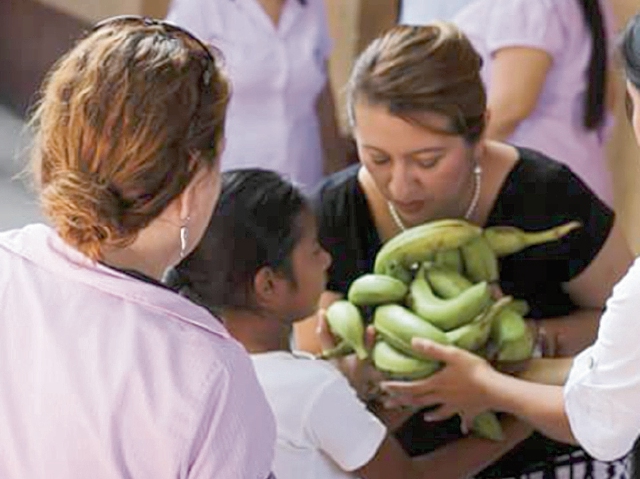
[1,0,639,252]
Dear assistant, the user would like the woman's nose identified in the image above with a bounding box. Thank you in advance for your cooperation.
[387,162,414,201]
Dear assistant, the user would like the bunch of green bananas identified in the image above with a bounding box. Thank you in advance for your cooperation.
[321,218,580,441]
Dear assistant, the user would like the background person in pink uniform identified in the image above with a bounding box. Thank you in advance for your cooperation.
[398,0,475,24]
[454,0,617,206]
[0,17,275,478]
[166,0,347,190]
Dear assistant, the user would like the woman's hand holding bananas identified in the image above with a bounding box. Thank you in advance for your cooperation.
[379,337,499,433]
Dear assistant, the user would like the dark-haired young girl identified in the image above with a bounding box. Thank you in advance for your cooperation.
[169,168,532,479]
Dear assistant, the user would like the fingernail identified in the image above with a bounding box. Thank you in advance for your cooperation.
[423,413,435,422]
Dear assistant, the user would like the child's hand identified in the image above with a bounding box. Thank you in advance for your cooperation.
[316,309,383,401]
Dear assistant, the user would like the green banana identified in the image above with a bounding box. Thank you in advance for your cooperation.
[491,308,528,346]
[509,299,530,317]
[373,219,482,275]
[325,300,368,360]
[496,328,535,362]
[383,260,414,285]
[471,411,504,441]
[433,248,464,273]
[425,266,473,299]
[372,340,441,380]
[407,266,492,331]
[373,304,450,358]
[483,221,582,257]
[446,297,512,351]
[347,274,408,306]
[460,235,500,283]
[426,266,531,319]
[317,340,354,359]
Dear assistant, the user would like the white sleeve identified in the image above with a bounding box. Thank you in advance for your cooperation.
[303,373,387,472]
[564,258,640,462]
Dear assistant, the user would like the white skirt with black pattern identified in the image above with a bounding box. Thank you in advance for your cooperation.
[488,451,632,479]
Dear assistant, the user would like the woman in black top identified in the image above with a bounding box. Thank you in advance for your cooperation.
[295,23,634,479]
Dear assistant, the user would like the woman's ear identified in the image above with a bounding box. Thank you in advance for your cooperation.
[177,182,196,225]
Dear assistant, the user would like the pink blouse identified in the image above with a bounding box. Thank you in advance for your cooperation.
[0,224,275,478]
[455,0,617,206]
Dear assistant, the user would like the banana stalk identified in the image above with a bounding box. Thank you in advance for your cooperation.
[318,340,354,359]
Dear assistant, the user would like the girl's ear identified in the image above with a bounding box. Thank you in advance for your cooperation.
[253,266,284,309]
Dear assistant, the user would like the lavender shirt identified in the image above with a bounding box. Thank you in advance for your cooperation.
[455,0,616,206]
[0,224,276,478]
[166,0,332,190]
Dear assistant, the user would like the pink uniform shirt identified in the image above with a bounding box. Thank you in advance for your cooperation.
[166,0,333,190]
[0,224,276,478]
[455,0,617,206]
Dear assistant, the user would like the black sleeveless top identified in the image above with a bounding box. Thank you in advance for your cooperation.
[311,147,615,477]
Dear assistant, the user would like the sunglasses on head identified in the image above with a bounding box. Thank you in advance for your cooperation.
[91,15,224,86]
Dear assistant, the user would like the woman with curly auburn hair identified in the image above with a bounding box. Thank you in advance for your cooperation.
[0,16,275,478]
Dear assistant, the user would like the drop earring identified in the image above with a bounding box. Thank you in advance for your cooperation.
[179,217,190,259]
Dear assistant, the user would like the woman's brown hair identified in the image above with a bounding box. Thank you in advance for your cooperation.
[346,22,486,143]
[29,19,230,260]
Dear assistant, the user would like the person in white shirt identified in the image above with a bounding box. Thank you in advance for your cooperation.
[166,0,347,190]
[168,168,532,479]
[379,14,640,466]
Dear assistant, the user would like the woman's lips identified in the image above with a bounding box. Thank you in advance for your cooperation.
[393,200,424,214]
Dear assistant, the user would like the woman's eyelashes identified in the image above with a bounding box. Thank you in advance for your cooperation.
[369,153,391,165]
[365,149,443,168]
[414,155,442,169]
